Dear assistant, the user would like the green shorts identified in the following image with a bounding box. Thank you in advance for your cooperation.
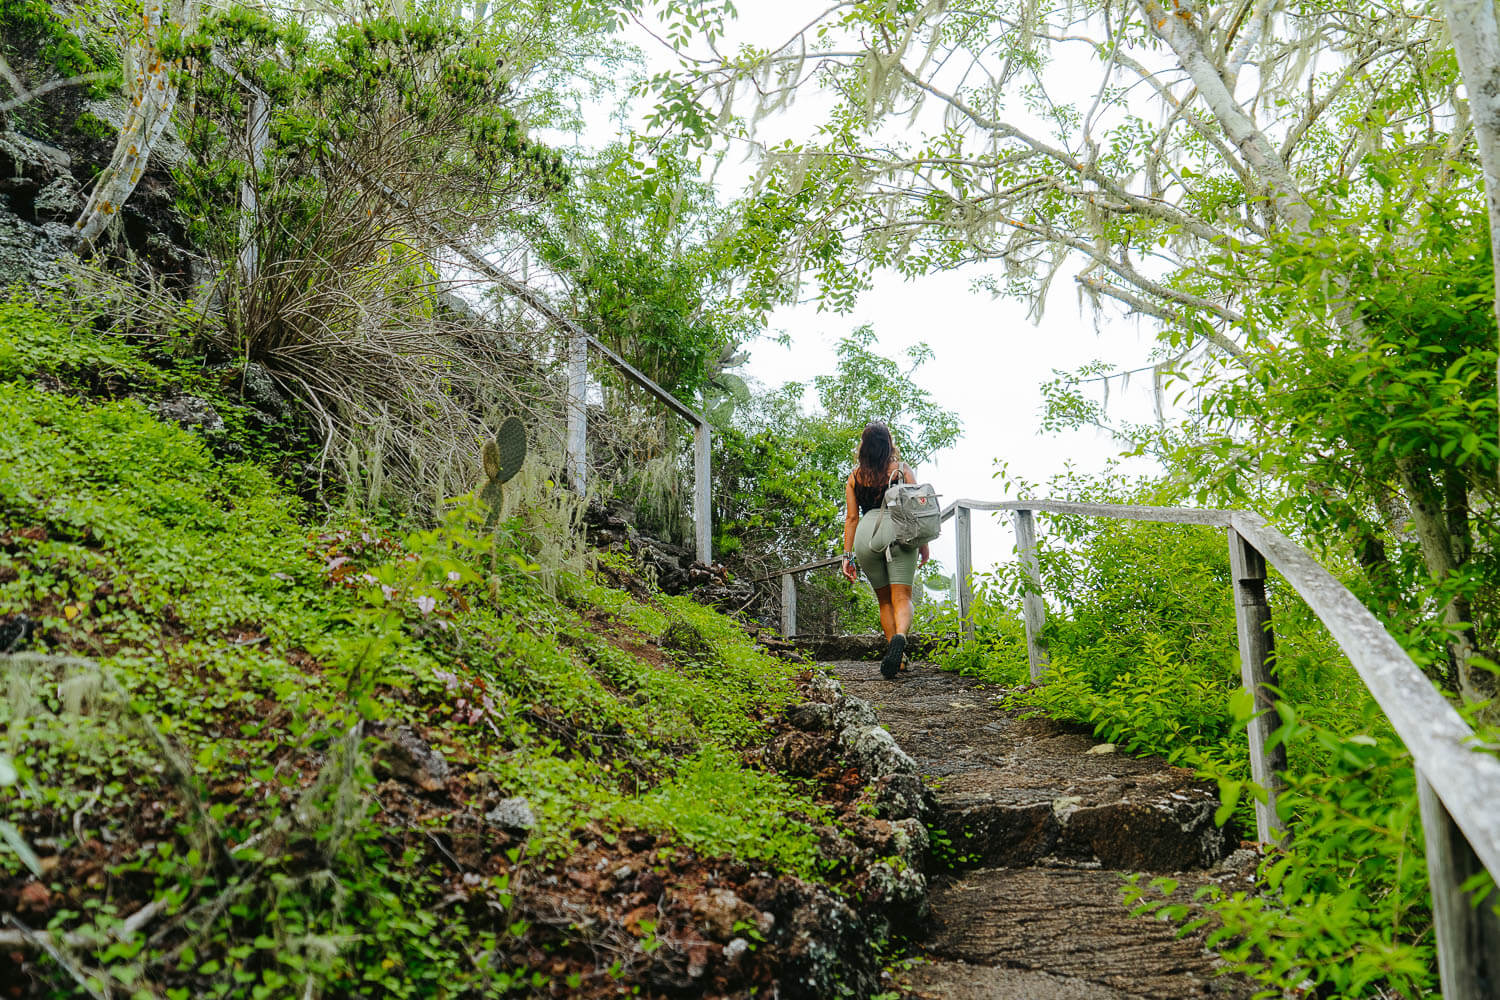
[854,511,919,590]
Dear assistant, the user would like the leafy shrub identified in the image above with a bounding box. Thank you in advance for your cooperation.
[1204,724,1431,997]
[921,576,1029,685]
[167,8,572,513]
[0,0,117,81]
[0,295,161,385]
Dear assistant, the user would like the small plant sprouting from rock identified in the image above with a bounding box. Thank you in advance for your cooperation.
[481,416,526,529]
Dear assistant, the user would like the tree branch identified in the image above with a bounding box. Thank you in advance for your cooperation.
[0,70,114,113]
[1136,0,1315,231]
[1077,274,1248,361]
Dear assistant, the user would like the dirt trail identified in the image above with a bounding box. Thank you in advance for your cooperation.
[828,659,1256,1000]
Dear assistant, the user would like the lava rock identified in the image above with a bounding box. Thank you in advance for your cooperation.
[938,795,1059,869]
[0,211,69,287]
[373,726,449,792]
[32,175,80,219]
[871,772,938,824]
[889,817,932,870]
[785,701,834,732]
[779,882,879,999]
[831,695,878,731]
[485,797,537,832]
[689,887,765,942]
[0,131,70,192]
[240,362,291,420]
[0,613,36,653]
[861,860,930,932]
[582,498,752,604]
[765,730,838,778]
[839,722,920,780]
[806,674,842,703]
[150,395,225,434]
[1057,796,1229,872]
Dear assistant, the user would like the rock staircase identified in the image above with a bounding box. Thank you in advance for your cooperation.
[827,658,1257,999]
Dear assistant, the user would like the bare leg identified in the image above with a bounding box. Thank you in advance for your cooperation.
[877,585,908,679]
[874,585,895,640]
[890,584,914,637]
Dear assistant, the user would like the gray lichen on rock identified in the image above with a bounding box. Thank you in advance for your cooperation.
[484,796,537,831]
[149,395,225,434]
[0,212,69,287]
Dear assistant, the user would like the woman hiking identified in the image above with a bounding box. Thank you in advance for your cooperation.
[842,422,930,679]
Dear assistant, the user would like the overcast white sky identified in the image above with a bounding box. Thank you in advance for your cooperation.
[743,271,1163,580]
[574,3,1169,577]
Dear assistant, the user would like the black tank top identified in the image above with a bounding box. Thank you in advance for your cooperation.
[853,466,903,515]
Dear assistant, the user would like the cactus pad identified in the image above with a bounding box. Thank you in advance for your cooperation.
[481,417,527,529]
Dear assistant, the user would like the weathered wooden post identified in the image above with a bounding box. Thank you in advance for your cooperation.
[566,331,587,493]
[1013,508,1049,681]
[955,504,974,641]
[238,92,269,280]
[693,422,712,565]
[780,573,797,639]
[1227,527,1288,844]
[1417,772,1500,1000]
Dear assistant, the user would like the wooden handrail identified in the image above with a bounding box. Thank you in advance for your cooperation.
[754,555,843,581]
[770,497,1500,996]
[939,497,1236,525]
[1228,511,1500,873]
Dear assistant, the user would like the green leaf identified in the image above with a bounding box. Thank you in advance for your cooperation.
[1214,781,1243,827]
[0,821,42,877]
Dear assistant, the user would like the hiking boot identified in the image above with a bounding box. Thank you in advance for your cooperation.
[881,633,906,679]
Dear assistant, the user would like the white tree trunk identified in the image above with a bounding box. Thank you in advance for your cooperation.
[1439,0,1500,449]
[1136,0,1314,232]
[72,0,184,250]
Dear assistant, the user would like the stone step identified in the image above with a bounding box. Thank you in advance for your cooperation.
[920,867,1252,999]
[907,960,1141,1000]
[835,662,1238,872]
[937,787,1229,872]
[828,659,1256,999]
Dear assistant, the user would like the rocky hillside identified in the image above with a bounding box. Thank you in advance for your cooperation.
[0,298,932,999]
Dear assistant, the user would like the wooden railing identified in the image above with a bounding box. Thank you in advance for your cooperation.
[764,498,1500,998]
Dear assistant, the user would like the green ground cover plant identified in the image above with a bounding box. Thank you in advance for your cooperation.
[0,301,833,998]
[928,469,1455,998]
[0,0,117,86]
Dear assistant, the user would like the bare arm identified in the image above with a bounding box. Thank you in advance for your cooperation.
[843,475,859,555]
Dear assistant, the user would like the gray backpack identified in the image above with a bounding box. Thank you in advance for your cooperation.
[869,481,942,559]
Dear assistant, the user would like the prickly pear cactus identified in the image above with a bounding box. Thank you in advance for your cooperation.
[481,416,526,529]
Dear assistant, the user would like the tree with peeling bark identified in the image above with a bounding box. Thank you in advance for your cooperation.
[1439,0,1500,420]
[73,0,198,251]
[628,0,1500,708]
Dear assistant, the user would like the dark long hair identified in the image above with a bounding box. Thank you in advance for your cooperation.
[855,422,895,486]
